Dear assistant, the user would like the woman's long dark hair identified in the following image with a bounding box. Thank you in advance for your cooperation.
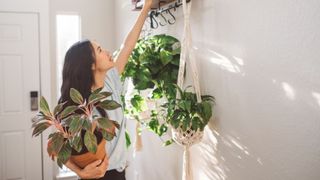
[59,39,106,117]
[59,40,106,154]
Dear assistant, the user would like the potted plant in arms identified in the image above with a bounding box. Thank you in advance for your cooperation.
[31,88,121,168]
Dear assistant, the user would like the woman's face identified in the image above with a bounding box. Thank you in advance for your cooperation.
[91,41,114,73]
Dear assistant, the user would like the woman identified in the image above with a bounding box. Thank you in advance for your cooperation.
[59,0,153,179]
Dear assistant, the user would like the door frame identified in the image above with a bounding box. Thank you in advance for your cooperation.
[0,0,52,180]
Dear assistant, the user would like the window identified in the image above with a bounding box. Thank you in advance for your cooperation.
[56,14,81,98]
[56,14,81,178]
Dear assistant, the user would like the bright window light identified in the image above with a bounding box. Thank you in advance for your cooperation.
[56,14,81,99]
[56,14,81,177]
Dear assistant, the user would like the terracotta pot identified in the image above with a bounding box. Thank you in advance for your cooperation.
[70,139,106,168]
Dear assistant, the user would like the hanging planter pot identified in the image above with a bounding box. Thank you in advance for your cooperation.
[163,85,215,180]
[172,125,204,148]
[163,86,214,147]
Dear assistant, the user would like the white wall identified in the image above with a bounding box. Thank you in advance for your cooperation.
[115,0,320,180]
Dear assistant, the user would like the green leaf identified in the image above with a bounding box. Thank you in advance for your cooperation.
[152,88,163,99]
[158,124,168,136]
[57,158,63,169]
[58,142,72,164]
[96,117,113,130]
[163,139,174,146]
[191,117,200,131]
[201,95,215,103]
[125,131,131,149]
[40,96,51,116]
[112,120,120,129]
[130,95,145,112]
[69,116,83,134]
[148,118,159,132]
[48,132,55,139]
[31,114,46,124]
[61,116,73,127]
[59,105,78,119]
[98,100,121,110]
[171,118,180,129]
[172,46,181,56]
[199,101,213,123]
[178,100,192,112]
[171,55,180,66]
[70,88,83,104]
[82,119,92,132]
[47,132,64,157]
[88,93,105,105]
[54,102,66,116]
[92,87,103,94]
[160,49,173,66]
[182,122,187,132]
[100,92,113,98]
[174,84,184,99]
[101,129,115,141]
[71,133,83,153]
[32,121,51,137]
[182,116,191,131]
[32,119,50,128]
[84,131,97,153]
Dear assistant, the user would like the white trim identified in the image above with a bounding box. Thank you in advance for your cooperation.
[56,172,78,180]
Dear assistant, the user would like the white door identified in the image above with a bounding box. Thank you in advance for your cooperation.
[0,12,42,180]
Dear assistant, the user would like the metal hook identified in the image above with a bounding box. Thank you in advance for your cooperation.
[149,11,159,29]
[166,9,176,25]
[158,11,168,26]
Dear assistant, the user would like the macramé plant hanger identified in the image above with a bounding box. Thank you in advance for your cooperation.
[173,0,206,180]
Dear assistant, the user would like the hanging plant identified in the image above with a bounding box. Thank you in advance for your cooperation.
[163,85,215,132]
[121,34,181,144]
[121,34,181,99]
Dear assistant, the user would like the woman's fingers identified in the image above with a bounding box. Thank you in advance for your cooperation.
[85,159,102,169]
[96,156,109,177]
[102,155,108,167]
[79,159,106,179]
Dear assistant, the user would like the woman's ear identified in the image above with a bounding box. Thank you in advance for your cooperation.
[91,63,96,71]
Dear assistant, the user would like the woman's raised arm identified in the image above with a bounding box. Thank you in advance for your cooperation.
[115,0,153,74]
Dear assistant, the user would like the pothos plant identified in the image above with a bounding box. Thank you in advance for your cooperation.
[121,34,181,99]
[31,88,121,168]
[162,85,215,132]
[120,34,181,145]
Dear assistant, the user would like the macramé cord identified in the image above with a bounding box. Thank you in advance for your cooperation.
[173,0,204,180]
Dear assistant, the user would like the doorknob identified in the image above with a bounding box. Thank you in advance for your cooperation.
[30,91,38,111]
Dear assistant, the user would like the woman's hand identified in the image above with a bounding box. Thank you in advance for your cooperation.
[143,0,153,9]
[78,156,109,179]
